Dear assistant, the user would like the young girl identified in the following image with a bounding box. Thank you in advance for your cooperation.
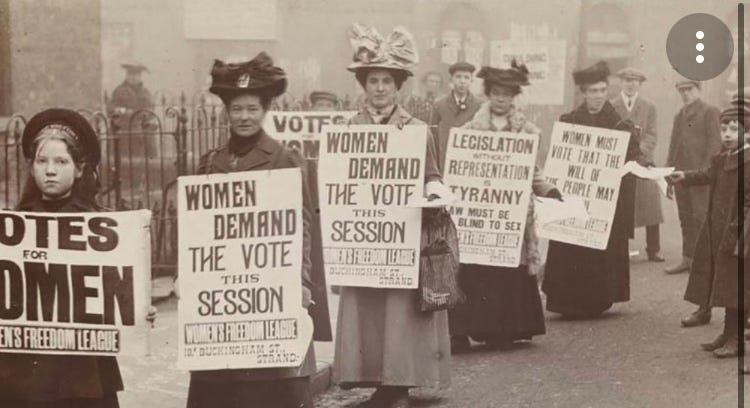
[2,108,154,408]
[667,103,750,359]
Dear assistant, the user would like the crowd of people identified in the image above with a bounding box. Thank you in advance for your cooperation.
[1,23,748,408]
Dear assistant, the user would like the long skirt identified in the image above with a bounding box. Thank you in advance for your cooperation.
[449,264,545,342]
[187,343,316,408]
[542,237,630,316]
[187,377,312,408]
[334,287,451,389]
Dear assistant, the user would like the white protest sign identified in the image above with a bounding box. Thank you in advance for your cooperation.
[318,124,426,289]
[444,128,538,267]
[537,122,631,249]
[177,168,313,370]
[489,40,567,105]
[0,210,152,356]
[264,111,358,160]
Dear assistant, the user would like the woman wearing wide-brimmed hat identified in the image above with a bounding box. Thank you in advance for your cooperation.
[185,52,322,408]
[332,24,450,408]
[447,61,561,353]
[542,61,641,319]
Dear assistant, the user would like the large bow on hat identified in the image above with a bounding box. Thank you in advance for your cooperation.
[209,51,287,99]
[347,24,418,75]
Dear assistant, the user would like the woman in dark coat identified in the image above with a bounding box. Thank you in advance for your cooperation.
[0,108,123,408]
[448,61,561,352]
[333,25,450,408]
[668,103,750,358]
[542,61,641,318]
[185,52,320,408]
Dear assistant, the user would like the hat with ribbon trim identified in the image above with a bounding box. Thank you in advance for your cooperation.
[347,24,418,76]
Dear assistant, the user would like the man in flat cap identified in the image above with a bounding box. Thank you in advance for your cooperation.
[309,91,339,111]
[430,61,482,173]
[665,79,721,327]
[611,67,665,263]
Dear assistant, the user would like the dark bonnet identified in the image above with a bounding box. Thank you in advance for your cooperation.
[22,108,100,167]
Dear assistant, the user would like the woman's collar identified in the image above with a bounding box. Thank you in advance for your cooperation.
[365,103,396,117]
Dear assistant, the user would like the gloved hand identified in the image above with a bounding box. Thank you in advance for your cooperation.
[546,188,564,201]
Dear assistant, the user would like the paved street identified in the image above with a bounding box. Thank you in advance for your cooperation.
[315,208,750,407]
[115,205,750,407]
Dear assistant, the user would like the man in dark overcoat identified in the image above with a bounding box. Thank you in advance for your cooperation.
[430,61,482,173]
[108,61,155,133]
[610,67,664,262]
[664,79,721,327]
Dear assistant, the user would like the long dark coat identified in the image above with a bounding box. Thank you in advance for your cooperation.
[542,101,641,315]
[666,99,721,257]
[0,196,122,407]
[430,91,482,174]
[187,130,319,408]
[107,81,154,130]
[683,149,750,309]
[611,94,664,227]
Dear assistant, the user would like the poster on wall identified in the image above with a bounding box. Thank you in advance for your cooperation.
[489,40,566,105]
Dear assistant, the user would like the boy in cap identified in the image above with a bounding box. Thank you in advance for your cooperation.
[309,91,339,111]
[430,61,482,173]
[667,100,750,359]
[610,67,665,262]
[665,79,722,327]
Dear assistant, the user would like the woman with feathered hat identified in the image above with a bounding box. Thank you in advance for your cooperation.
[332,24,450,408]
[185,52,319,408]
[447,61,561,352]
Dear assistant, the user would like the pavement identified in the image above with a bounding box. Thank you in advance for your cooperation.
[314,202,750,407]
[117,199,750,407]
[117,287,339,407]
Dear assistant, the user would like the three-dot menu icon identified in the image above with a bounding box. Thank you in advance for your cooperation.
[666,13,733,81]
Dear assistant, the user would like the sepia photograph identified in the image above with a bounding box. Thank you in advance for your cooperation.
[0,0,748,407]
